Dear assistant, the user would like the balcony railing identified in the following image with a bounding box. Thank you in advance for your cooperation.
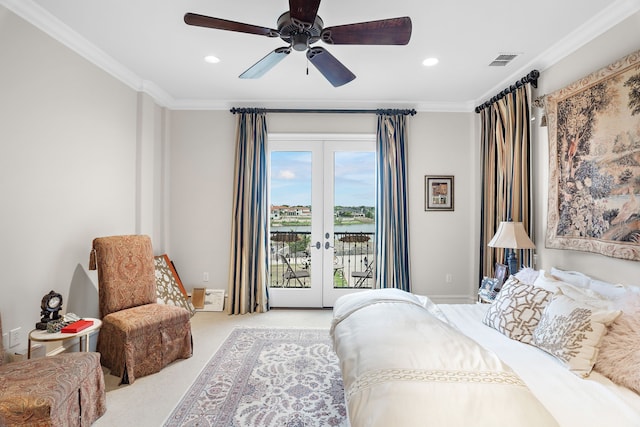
[269,231,375,289]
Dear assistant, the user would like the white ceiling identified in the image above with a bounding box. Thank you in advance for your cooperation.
[4,0,640,111]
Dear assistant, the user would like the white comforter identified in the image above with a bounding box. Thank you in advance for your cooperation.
[331,289,559,427]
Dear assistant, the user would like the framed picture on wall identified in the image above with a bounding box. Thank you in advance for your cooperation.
[425,175,454,211]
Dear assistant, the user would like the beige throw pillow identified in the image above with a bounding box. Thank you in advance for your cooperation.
[594,296,640,393]
[483,277,554,344]
[532,294,621,377]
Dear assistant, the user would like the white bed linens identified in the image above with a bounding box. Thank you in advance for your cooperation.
[331,289,559,427]
[440,303,640,427]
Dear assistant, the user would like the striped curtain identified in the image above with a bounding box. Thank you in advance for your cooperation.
[227,111,269,314]
[479,85,533,280]
[375,113,411,291]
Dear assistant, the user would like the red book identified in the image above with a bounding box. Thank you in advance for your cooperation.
[61,319,94,333]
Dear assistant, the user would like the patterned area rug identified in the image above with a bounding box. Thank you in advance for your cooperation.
[164,328,348,427]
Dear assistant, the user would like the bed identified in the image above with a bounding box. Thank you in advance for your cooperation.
[330,268,640,427]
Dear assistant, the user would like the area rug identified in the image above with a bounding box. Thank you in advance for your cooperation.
[163,328,348,426]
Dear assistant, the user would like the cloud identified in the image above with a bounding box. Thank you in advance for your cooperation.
[278,170,296,179]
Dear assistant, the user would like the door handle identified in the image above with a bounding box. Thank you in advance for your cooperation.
[325,241,334,250]
[314,241,321,250]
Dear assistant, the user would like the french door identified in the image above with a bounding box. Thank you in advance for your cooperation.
[268,133,376,308]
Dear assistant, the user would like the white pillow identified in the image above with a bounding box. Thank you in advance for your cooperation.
[532,270,563,293]
[550,267,629,299]
[514,267,540,286]
[532,294,621,377]
[534,270,608,302]
[550,267,591,288]
[589,279,629,299]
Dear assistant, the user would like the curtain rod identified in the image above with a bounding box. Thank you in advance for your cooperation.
[474,70,540,113]
[230,107,417,116]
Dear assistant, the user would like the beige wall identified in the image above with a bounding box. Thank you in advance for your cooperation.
[533,11,640,285]
[168,110,236,296]
[408,113,478,301]
[0,7,165,351]
[168,112,477,303]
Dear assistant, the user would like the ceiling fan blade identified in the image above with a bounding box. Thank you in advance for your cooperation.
[239,47,291,79]
[184,13,278,37]
[321,17,412,45]
[306,47,355,87]
[289,0,321,26]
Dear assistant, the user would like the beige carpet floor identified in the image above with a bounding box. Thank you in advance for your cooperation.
[93,309,334,427]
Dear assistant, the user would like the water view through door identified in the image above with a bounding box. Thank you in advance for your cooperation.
[268,134,376,307]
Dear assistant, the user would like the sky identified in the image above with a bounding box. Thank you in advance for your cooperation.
[270,151,375,207]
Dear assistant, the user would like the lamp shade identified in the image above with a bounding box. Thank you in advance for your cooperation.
[488,222,536,249]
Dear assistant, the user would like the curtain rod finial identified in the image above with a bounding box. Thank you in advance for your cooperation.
[474,69,539,113]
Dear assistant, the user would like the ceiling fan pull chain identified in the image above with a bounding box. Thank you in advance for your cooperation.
[306,57,309,75]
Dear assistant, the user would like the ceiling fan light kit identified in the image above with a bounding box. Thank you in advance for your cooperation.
[184,0,412,87]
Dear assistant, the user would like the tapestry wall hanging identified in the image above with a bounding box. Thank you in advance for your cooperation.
[545,49,640,261]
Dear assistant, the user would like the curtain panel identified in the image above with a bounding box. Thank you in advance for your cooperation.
[479,85,533,280]
[227,111,269,314]
[375,113,411,292]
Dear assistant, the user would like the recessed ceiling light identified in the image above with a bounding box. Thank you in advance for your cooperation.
[204,55,220,64]
[422,57,439,67]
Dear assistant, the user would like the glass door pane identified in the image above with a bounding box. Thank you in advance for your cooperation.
[268,140,322,307]
[270,151,312,289]
[322,140,376,307]
[333,151,376,288]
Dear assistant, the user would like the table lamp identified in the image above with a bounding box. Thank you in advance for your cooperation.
[488,221,536,275]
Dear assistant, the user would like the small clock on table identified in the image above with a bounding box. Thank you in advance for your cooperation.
[36,290,63,330]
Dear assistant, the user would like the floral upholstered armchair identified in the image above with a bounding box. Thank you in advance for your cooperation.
[0,312,106,426]
[89,235,192,384]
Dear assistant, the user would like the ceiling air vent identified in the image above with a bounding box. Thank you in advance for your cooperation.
[489,53,519,67]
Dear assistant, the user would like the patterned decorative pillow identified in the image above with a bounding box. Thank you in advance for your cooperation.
[532,294,621,377]
[483,276,554,343]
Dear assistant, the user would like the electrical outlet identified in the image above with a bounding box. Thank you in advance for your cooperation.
[203,272,209,282]
[445,274,453,283]
[9,327,21,348]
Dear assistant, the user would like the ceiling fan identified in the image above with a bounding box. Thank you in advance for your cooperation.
[184,0,412,87]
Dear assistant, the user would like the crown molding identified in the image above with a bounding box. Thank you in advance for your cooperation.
[4,0,638,112]
[474,0,640,107]
[2,0,139,91]
[1,0,176,107]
